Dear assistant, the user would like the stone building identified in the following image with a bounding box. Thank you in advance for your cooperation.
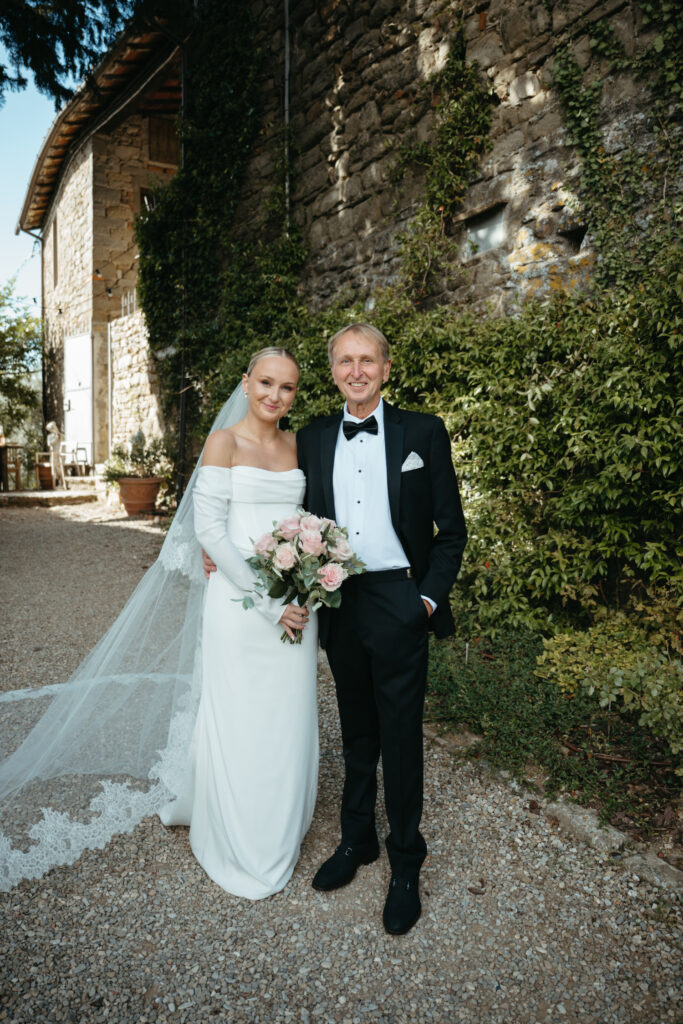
[238,0,664,309]
[18,27,179,465]
[20,0,671,460]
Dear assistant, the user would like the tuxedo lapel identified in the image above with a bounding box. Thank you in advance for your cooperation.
[383,403,404,535]
[320,413,342,521]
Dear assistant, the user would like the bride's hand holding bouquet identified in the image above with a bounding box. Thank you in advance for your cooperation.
[244,512,365,643]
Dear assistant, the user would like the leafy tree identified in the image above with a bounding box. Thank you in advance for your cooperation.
[0,280,41,435]
[0,1,190,108]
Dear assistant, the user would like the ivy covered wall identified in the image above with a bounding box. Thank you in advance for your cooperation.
[138,0,681,433]
[229,0,678,310]
[136,0,681,654]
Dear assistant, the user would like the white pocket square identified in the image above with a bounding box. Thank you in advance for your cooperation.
[401,451,424,472]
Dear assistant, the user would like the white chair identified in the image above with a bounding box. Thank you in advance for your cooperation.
[74,445,90,476]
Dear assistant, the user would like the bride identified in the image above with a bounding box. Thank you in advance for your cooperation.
[160,347,318,897]
[0,347,318,898]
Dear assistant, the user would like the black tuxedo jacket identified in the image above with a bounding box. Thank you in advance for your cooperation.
[296,402,467,641]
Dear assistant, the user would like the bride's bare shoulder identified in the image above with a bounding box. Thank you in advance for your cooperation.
[202,428,237,468]
[281,430,297,452]
[280,430,300,465]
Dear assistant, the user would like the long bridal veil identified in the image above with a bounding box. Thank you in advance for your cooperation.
[0,385,248,891]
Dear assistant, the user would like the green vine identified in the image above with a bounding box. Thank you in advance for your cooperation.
[388,28,494,300]
[135,0,262,462]
[552,5,682,290]
[635,0,683,105]
[129,3,681,771]
[390,32,493,218]
[133,4,682,649]
[587,19,627,69]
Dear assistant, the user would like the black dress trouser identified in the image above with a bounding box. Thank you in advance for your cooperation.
[324,570,430,881]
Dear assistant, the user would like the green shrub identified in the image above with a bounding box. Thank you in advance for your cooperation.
[536,610,683,767]
[192,240,682,642]
[427,630,680,828]
[102,431,173,484]
[134,2,682,651]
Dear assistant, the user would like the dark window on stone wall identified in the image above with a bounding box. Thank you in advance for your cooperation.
[464,204,507,258]
[559,223,588,254]
[148,117,179,167]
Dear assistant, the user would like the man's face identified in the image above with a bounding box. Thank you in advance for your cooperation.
[330,331,390,418]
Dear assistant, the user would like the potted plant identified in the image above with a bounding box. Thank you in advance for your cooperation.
[103,430,172,515]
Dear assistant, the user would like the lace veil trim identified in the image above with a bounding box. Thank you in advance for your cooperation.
[0,386,248,890]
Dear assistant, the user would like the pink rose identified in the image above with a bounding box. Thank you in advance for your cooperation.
[328,536,353,562]
[318,562,346,592]
[277,514,302,540]
[274,542,297,570]
[301,529,327,556]
[254,532,278,556]
[300,514,323,533]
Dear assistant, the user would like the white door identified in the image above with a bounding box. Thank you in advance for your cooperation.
[63,333,93,464]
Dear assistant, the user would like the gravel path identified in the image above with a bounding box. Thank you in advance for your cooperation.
[0,504,680,1024]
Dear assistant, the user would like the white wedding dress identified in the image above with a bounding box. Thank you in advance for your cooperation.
[160,465,319,899]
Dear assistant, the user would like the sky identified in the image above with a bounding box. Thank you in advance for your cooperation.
[0,70,58,305]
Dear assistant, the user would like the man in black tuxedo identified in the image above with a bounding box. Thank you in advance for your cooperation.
[297,322,467,935]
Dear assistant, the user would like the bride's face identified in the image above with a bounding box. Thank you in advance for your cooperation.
[242,356,299,422]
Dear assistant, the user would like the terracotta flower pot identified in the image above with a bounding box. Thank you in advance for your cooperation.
[36,463,55,490]
[117,476,162,515]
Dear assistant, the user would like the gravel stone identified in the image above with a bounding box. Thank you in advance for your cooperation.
[0,503,681,1024]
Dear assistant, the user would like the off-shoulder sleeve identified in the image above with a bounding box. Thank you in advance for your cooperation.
[193,466,284,626]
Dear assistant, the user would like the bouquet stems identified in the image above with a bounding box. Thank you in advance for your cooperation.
[281,628,303,645]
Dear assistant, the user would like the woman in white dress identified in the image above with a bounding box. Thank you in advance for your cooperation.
[160,348,319,898]
[0,348,318,897]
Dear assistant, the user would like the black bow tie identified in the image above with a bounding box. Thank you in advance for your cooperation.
[343,415,379,440]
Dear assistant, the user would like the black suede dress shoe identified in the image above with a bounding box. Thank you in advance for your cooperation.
[383,876,421,935]
[312,841,380,891]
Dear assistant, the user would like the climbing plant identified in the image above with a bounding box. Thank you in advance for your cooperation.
[388,28,494,300]
[135,0,262,460]
[552,3,682,290]
[135,2,682,659]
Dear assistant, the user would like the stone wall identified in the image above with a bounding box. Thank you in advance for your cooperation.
[42,144,93,429]
[39,0,670,454]
[92,115,175,461]
[234,0,664,310]
[92,114,176,326]
[40,108,175,462]
[109,309,164,447]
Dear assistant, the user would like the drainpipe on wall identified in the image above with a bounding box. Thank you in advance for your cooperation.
[175,24,191,507]
[107,321,112,456]
[284,0,291,235]
[152,6,196,505]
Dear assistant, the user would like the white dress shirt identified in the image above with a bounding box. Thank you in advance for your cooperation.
[333,399,409,571]
[332,399,437,611]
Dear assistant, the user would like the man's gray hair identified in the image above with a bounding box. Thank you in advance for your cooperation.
[327,322,390,364]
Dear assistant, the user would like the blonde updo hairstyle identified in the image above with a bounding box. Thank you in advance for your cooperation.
[246,346,300,377]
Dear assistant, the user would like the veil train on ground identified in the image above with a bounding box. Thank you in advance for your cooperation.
[0,386,248,891]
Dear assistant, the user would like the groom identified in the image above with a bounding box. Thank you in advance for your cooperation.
[297,322,467,935]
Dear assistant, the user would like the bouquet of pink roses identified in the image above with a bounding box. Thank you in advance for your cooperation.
[244,510,366,643]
